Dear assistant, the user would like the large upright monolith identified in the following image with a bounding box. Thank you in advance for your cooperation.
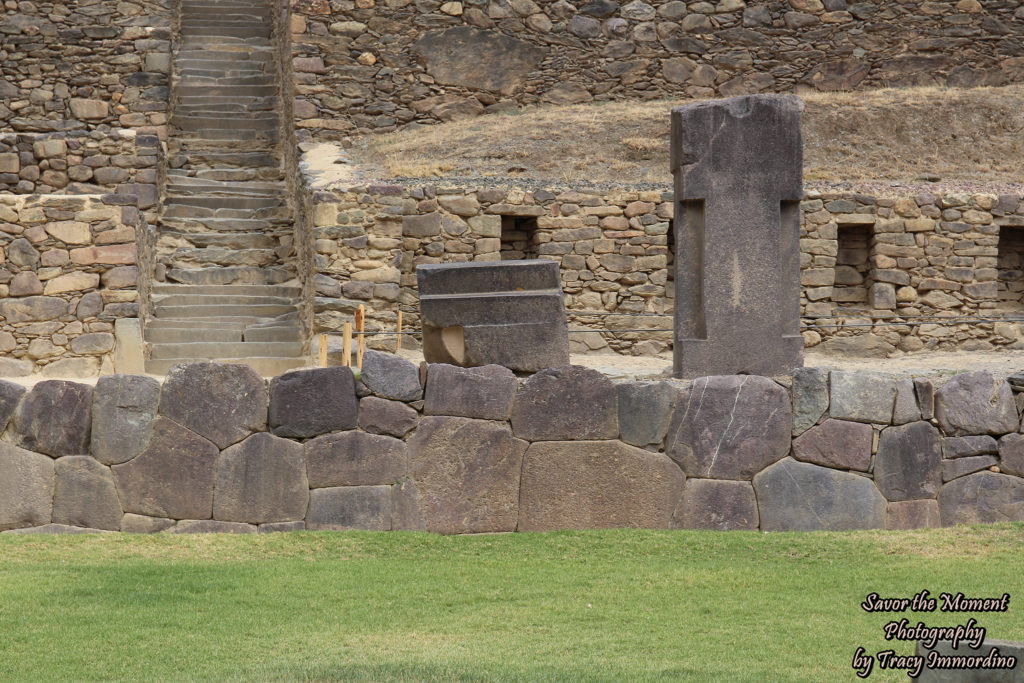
[671,94,804,378]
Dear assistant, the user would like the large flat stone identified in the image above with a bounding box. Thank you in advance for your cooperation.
[158,362,268,449]
[829,371,897,424]
[886,500,941,530]
[359,350,422,401]
[874,421,942,501]
[943,455,998,482]
[306,485,392,531]
[0,441,54,531]
[52,456,122,531]
[934,371,1017,436]
[792,418,872,471]
[0,295,67,323]
[892,378,922,424]
[269,367,357,438]
[358,396,418,437]
[408,416,527,534]
[617,381,678,448]
[509,365,618,441]
[753,457,886,531]
[12,380,93,457]
[944,435,997,459]
[121,513,175,533]
[412,26,546,95]
[518,440,684,531]
[112,417,219,520]
[937,471,1024,526]
[665,375,791,479]
[167,520,256,534]
[90,374,160,466]
[305,430,407,487]
[423,363,517,421]
[0,379,26,433]
[673,478,758,530]
[998,433,1024,477]
[213,433,309,524]
[791,367,828,436]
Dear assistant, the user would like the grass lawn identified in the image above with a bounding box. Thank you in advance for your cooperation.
[0,524,1021,682]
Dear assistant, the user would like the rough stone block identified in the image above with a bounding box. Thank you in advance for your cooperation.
[792,418,872,471]
[673,479,758,530]
[944,435,998,459]
[510,365,618,441]
[829,371,897,424]
[258,521,305,533]
[90,374,160,466]
[0,380,26,433]
[52,456,122,531]
[943,455,998,482]
[13,380,92,457]
[121,513,175,533]
[999,433,1024,477]
[158,362,268,449]
[357,396,418,437]
[914,377,935,420]
[754,458,886,531]
[359,350,422,401]
[886,500,941,530]
[306,486,392,531]
[423,363,517,420]
[665,375,791,479]
[616,381,678,448]
[892,378,922,424]
[938,471,1024,526]
[305,430,407,487]
[0,442,54,531]
[167,520,256,534]
[518,440,683,531]
[4,524,110,535]
[213,433,309,524]
[269,366,357,438]
[874,421,942,501]
[791,367,828,436]
[417,260,569,373]
[934,371,1018,436]
[408,416,527,534]
[112,417,219,520]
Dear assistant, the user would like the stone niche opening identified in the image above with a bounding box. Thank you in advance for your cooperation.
[997,225,1024,310]
[832,223,874,308]
[500,216,538,260]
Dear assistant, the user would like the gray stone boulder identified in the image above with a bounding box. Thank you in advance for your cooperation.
[616,381,678,448]
[753,458,886,531]
[358,396,418,437]
[4,523,111,534]
[914,378,935,419]
[943,435,997,459]
[0,442,54,531]
[52,456,122,531]
[874,421,942,501]
[213,433,309,524]
[510,365,618,441]
[259,521,305,533]
[673,479,758,530]
[408,416,527,533]
[360,351,422,401]
[423,363,517,420]
[937,471,1024,525]
[934,371,1017,436]
[829,371,897,424]
[90,374,160,466]
[158,362,268,449]
[886,500,941,530]
[392,479,424,531]
[269,367,357,439]
[518,440,684,531]
[0,379,25,433]
[306,486,392,531]
[792,418,872,471]
[167,520,257,534]
[998,433,1024,477]
[12,380,92,456]
[942,455,998,482]
[305,431,407,488]
[665,375,791,479]
[791,367,828,436]
[892,378,922,424]
[121,513,175,533]
[112,417,219,520]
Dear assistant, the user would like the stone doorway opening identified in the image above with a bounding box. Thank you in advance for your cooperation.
[833,223,874,308]
[500,216,539,260]
[997,225,1024,310]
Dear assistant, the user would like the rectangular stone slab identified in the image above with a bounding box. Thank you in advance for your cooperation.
[417,260,569,372]
[670,94,805,378]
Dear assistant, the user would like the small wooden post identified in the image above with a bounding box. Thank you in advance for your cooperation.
[318,333,328,367]
[356,304,366,370]
[341,323,352,367]
[396,310,403,351]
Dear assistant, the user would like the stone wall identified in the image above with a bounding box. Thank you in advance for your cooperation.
[288,0,1024,134]
[3,358,1023,534]
[0,194,147,376]
[0,0,172,135]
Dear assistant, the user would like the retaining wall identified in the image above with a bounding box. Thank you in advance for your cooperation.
[2,356,1023,534]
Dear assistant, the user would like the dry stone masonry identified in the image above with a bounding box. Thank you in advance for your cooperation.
[2,358,1024,534]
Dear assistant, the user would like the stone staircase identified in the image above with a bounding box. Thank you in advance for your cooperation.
[144,0,307,375]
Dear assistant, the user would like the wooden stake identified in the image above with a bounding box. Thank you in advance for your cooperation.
[341,323,352,367]
[318,333,328,367]
[356,304,366,370]
[396,311,403,351]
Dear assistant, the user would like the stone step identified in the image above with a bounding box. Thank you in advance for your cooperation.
[154,303,297,318]
[165,266,294,286]
[178,67,272,80]
[175,102,278,114]
[159,217,285,233]
[167,247,278,268]
[149,341,302,359]
[144,357,308,377]
[175,128,281,142]
[165,195,284,210]
[165,184,285,198]
[171,115,278,131]
[146,317,271,329]
[165,175,284,189]
[243,326,302,342]
[152,283,302,297]
[176,84,277,97]
[188,168,283,181]
[161,205,292,221]
[167,149,280,167]
[180,26,271,38]
[153,293,293,307]
[145,327,243,343]
[158,232,279,251]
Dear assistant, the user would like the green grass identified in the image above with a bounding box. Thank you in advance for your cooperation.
[1,525,1022,681]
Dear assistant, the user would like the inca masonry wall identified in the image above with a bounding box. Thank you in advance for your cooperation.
[2,358,1024,535]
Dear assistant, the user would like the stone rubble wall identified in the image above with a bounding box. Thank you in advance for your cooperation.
[0,0,172,136]
[3,357,1023,535]
[0,194,147,377]
[287,0,1024,135]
